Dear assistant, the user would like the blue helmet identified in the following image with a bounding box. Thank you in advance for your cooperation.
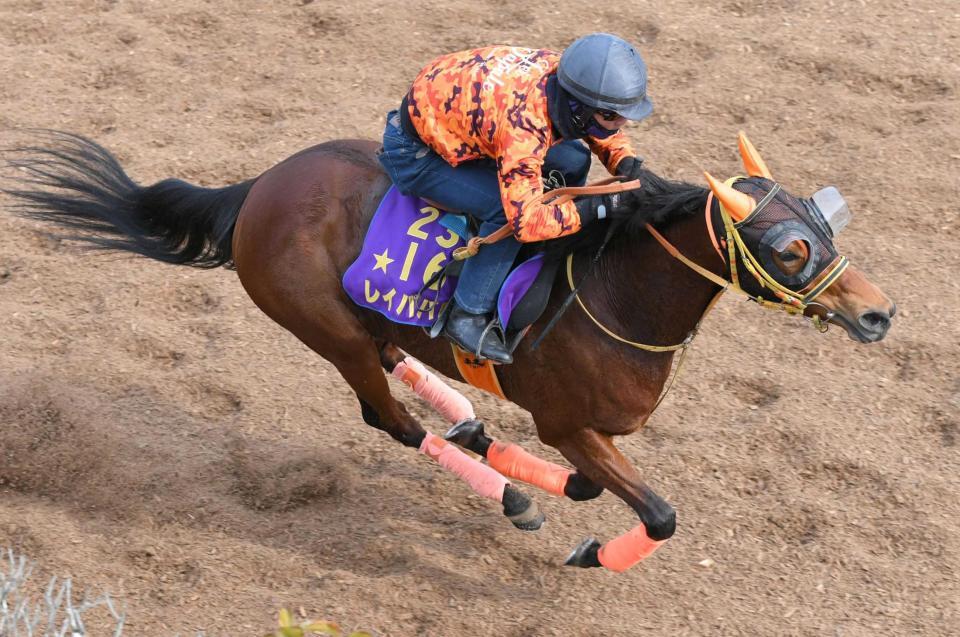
[557,33,653,121]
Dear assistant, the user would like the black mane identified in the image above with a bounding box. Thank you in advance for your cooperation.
[546,167,708,258]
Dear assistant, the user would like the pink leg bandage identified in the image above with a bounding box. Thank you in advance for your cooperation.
[597,523,666,573]
[419,433,508,502]
[486,441,572,497]
[393,357,475,424]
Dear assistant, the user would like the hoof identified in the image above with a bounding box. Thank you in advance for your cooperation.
[508,501,545,531]
[501,484,544,532]
[444,419,490,456]
[564,537,602,568]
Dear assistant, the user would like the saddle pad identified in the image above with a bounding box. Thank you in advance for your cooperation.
[497,253,545,331]
[343,186,465,326]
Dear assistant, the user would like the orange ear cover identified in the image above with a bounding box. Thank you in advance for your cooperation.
[738,131,773,179]
[704,172,755,221]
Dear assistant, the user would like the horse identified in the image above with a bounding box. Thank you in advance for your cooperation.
[2,131,895,572]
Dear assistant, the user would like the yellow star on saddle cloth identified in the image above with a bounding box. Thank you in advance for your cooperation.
[372,249,394,273]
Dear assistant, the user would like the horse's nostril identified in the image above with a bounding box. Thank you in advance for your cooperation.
[889,303,898,318]
[859,310,891,333]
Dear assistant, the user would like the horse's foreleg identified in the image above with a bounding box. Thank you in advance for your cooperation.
[378,344,603,503]
[553,428,675,572]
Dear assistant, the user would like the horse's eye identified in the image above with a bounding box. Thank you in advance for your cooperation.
[779,251,800,262]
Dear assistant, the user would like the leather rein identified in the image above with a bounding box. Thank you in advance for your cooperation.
[455,178,849,410]
[558,180,848,412]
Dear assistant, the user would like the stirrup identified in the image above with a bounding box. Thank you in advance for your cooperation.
[426,300,454,339]
[475,318,505,360]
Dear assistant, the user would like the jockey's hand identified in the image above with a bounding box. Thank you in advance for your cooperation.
[615,156,644,182]
[575,191,639,226]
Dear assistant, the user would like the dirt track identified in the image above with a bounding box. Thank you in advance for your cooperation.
[1,1,958,635]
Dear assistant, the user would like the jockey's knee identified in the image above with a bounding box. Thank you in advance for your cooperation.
[566,143,591,185]
[644,504,676,541]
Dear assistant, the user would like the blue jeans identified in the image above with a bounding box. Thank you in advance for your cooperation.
[377,110,590,314]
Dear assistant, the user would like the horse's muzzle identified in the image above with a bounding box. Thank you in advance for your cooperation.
[835,303,895,343]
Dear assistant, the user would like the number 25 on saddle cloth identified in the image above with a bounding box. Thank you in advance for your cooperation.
[342,186,553,400]
[342,186,466,327]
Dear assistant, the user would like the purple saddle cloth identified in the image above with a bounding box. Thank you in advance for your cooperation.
[343,186,547,330]
[343,186,465,326]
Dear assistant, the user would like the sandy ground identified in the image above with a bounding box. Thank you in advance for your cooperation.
[1,1,958,635]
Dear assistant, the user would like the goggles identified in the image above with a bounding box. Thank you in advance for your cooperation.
[595,109,622,122]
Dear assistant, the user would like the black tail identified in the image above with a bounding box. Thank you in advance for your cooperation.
[2,131,256,268]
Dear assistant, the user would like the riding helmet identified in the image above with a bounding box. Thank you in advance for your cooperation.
[557,33,653,121]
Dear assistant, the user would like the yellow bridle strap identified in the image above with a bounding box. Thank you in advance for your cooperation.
[565,252,723,352]
[716,177,849,314]
[801,256,849,304]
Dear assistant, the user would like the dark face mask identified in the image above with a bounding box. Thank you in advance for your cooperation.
[569,99,619,139]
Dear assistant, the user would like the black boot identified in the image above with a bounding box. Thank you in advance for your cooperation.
[443,304,513,364]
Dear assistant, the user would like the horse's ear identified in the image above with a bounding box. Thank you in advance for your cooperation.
[737,131,772,179]
[704,172,754,221]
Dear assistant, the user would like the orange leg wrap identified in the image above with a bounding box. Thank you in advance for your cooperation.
[392,357,475,424]
[597,523,666,572]
[420,433,508,501]
[486,440,572,497]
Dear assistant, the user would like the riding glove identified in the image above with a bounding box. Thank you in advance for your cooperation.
[575,191,639,226]
[575,157,645,226]
[615,156,645,181]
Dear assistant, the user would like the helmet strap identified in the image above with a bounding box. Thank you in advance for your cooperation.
[546,74,590,140]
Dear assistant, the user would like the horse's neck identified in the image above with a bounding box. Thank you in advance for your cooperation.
[583,205,724,348]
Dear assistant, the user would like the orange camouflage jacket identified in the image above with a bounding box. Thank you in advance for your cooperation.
[405,46,637,243]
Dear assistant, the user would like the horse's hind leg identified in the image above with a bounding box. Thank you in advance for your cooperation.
[446,419,604,502]
[367,342,544,530]
[281,305,543,530]
[376,344,604,503]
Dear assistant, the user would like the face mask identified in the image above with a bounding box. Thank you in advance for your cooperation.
[728,178,847,291]
[585,118,619,139]
[569,99,620,139]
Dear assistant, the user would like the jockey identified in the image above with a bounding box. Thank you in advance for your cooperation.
[377,33,653,363]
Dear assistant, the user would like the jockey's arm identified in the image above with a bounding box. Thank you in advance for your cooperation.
[496,139,584,243]
[586,130,640,177]
[495,128,645,243]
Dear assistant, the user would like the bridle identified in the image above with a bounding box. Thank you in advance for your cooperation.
[708,179,849,329]
[564,181,851,410]
[567,179,850,354]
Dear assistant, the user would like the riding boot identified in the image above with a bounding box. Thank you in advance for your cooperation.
[443,303,513,364]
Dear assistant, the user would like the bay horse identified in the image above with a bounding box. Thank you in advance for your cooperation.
[3,131,894,572]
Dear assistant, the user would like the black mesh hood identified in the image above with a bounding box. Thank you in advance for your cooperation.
[711,177,841,297]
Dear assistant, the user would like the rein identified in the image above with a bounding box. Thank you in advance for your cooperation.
[452,176,849,411]
[560,180,850,412]
[451,177,641,261]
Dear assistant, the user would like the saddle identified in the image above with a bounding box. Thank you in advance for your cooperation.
[342,178,638,349]
[341,185,561,347]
